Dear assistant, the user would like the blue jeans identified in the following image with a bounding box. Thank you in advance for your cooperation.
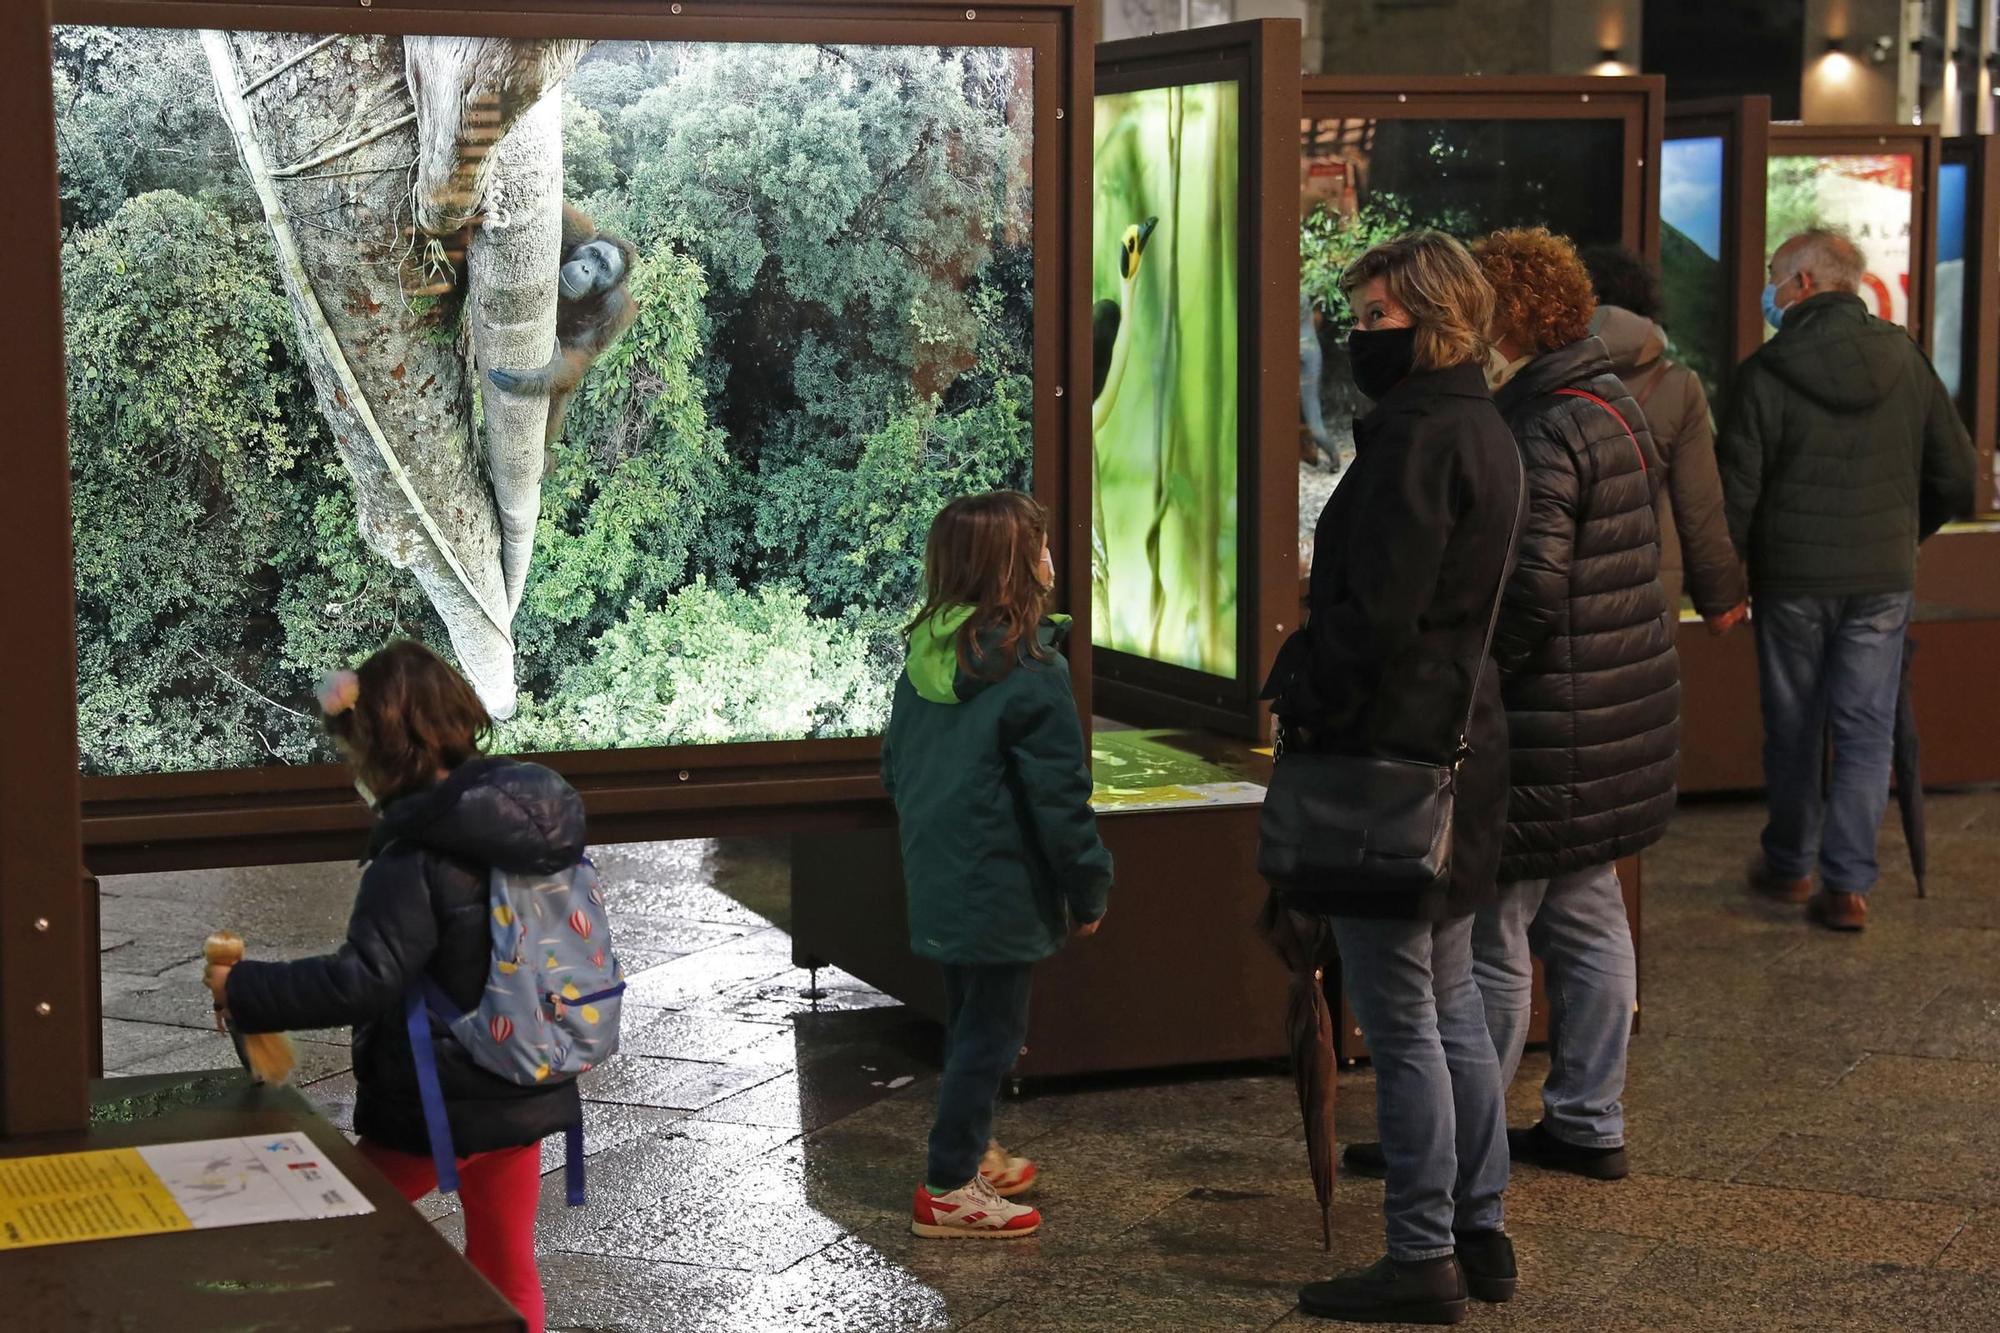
[1330,913,1509,1260]
[1474,864,1635,1149]
[926,962,1033,1189]
[1755,592,1915,894]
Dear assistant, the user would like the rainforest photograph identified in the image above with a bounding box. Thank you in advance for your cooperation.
[1091,79,1241,681]
[55,27,1036,775]
[1296,115,1624,570]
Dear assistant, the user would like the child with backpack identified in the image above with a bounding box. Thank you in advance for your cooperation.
[204,641,614,1333]
[883,491,1114,1239]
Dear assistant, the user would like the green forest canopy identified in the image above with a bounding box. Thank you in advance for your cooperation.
[58,32,1035,775]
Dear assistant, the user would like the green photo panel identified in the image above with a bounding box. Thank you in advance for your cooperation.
[1092,80,1242,681]
[56,27,1035,775]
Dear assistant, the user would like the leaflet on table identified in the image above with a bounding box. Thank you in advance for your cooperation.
[0,1132,372,1249]
[1090,780,1267,814]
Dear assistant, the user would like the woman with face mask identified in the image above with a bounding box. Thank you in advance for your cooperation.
[1261,230,1524,1324]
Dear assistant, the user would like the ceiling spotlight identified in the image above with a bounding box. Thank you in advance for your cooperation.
[1869,34,1895,64]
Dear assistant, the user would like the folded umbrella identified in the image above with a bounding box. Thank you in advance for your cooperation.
[1259,892,1338,1250]
[1894,632,1926,897]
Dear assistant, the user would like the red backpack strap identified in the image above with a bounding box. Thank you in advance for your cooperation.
[1553,387,1646,473]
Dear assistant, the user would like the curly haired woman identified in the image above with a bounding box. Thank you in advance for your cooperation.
[1473,227,1679,1181]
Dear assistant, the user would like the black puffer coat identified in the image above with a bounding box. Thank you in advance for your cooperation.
[1492,338,1680,882]
[227,757,586,1156]
[1267,362,1524,920]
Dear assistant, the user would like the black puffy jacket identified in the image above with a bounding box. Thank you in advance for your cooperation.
[227,757,585,1156]
[1492,338,1680,882]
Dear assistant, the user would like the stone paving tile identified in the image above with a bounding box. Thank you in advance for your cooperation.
[1732,1128,2000,1206]
[613,1008,790,1063]
[1937,1208,2000,1275]
[100,1016,213,1070]
[1504,1170,1971,1268]
[579,1053,786,1112]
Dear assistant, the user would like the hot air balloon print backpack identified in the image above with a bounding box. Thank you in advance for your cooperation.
[404,856,625,1205]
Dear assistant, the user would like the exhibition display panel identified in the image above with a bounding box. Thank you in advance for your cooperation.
[1089,21,1300,740]
[45,0,1092,873]
[1941,134,2000,513]
[1295,76,1664,575]
[1766,124,1940,344]
[1662,96,1771,406]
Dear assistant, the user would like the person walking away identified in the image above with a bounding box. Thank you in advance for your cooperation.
[206,641,584,1333]
[1580,244,1750,634]
[1718,229,1975,931]
[1264,230,1523,1324]
[883,490,1113,1240]
[1465,228,1680,1182]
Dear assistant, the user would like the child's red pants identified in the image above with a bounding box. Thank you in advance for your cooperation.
[359,1139,545,1333]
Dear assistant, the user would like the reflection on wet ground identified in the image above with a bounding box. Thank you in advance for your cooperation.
[102,794,2000,1330]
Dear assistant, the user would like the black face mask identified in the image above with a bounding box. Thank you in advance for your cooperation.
[1347,325,1419,403]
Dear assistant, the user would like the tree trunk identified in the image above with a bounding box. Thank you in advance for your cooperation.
[404,37,588,234]
[204,29,520,715]
[467,92,564,614]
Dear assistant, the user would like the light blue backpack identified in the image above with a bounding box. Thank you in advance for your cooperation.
[405,855,624,1204]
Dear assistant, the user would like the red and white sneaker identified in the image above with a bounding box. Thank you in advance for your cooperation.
[911,1172,1041,1239]
[979,1140,1038,1198]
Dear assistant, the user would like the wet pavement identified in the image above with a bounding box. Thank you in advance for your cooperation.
[100,794,2000,1331]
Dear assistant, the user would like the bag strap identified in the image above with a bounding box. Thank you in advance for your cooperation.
[404,985,462,1194]
[1553,387,1646,473]
[1453,443,1528,763]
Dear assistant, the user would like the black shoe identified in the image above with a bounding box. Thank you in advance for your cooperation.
[1341,1141,1387,1179]
[1298,1254,1467,1324]
[1453,1229,1517,1303]
[1508,1121,1628,1181]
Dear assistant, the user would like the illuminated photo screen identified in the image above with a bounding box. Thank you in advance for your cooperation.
[1297,115,1625,570]
[1935,159,1968,402]
[1767,153,1916,332]
[1092,80,1242,680]
[57,27,1035,775]
[1660,134,1728,404]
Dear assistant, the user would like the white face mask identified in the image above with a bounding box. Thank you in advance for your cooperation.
[353,777,377,808]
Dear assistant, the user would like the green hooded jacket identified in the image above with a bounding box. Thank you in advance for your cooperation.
[881,608,1113,964]
[1715,292,1975,597]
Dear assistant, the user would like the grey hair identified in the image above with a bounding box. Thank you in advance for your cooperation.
[1780,228,1868,293]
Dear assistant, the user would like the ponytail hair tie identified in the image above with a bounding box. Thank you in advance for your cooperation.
[317,669,361,717]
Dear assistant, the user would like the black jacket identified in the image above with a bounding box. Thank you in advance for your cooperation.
[1716,292,1975,597]
[1267,362,1523,920]
[227,757,586,1156]
[1492,338,1680,881]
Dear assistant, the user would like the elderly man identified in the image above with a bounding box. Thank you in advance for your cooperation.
[1717,229,1975,931]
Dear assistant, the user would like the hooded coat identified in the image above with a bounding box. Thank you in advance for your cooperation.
[226,757,585,1156]
[1716,291,1975,597]
[881,612,1112,964]
[1266,362,1523,921]
[1492,338,1680,882]
[1592,305,1748,617]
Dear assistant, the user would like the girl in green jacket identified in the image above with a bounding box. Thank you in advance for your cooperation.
[883,490,1114,1240]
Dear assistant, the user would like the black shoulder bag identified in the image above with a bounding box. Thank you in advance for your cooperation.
[1257,450,1524,894]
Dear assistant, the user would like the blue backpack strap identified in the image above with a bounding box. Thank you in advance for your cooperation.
[404,984,461,1194]
[564,1119,586,1207]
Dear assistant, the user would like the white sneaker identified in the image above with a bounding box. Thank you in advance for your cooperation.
[979,1140,1038,1197]
[911,1171,1041,1239]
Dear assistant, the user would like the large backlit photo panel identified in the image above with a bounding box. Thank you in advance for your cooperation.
[1766,153,1915,332]
[1092,80,1242,680]
[1660,134,1728,404]
[56,28,1034,775]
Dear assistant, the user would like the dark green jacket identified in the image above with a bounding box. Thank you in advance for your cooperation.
[1716,292,1974,597]
[881,609,1112,964]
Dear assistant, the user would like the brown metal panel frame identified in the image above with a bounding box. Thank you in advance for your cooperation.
[1666,95,1772,401]
[1768,123,1942,354]
[46,0,1092,871]
[1089,20,1301,741]
[0,0,92,1138]
[1943,134,2000,514]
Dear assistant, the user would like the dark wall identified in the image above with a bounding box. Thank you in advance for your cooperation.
[1644,0,1804,118]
